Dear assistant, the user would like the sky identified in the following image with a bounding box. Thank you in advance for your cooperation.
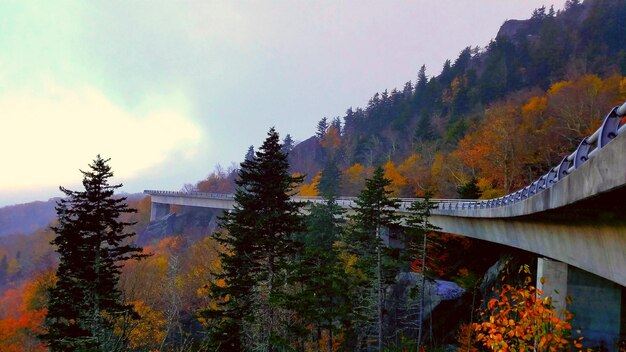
[0,0,565,207]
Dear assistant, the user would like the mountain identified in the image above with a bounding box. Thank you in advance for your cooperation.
[0,199,59,237]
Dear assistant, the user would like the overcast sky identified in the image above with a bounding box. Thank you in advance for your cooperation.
[0,0,565,206]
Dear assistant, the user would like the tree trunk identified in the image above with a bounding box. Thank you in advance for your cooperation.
[376,224,383,351]
[417,232,427,350]
[327,328,332,352]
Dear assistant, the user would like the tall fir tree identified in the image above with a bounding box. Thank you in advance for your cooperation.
[42,155,146,352]
[404,195,441,350]
[282,161,349,351]
[203,128,304,351]
[346,166,400,350]
[281,134,295,155]
[316,117,329,139]
[245,145,255,161]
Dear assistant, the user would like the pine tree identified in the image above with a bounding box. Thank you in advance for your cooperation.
[203,128,305,351]
[281,134,294,155]
[284,161,349,351]
[245,145,255,161]
[42,155,146,352]
[457,177,482,199]
[317,160,341,199]
[404,195,441,350]
[346,166,400,350]
[316,117,329,139]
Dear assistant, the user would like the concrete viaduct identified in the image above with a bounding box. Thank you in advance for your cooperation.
[145,102,626,348]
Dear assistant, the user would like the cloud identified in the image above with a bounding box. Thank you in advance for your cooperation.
[0,81,201,191]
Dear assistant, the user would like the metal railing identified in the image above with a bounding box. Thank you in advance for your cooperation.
[144,190,235,199]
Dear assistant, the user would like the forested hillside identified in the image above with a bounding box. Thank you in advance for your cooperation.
[282,0,626,200]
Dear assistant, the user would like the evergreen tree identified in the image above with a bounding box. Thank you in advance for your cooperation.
[203,128,305,351]
[457,177,482,199]
[245,145,255,161]
[346,166,400,350]
[331,117,342,133]
[316,117,329,139]
[415,64,428,103]
[414,113,437,142]
[42,155,145,352]
[317,160,341,199]
[285,171,347,351]
[404,195,441,350]
[281,134,295,155]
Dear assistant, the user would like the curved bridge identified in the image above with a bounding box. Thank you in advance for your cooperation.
[145,102,626,287]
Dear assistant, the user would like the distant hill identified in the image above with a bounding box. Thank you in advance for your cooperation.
[0,199,58,237]
[0,193,147,237]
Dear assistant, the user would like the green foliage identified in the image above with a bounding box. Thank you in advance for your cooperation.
[42,155,146,352]
[203,128,305,351]
[457,177,482,199]
[282,196,350,349]
[342,167,401,349]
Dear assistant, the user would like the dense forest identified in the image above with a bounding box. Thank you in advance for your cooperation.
[2,0,626,350]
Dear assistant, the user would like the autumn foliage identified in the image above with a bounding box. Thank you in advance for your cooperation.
[0,271,54,352]
[471,267,585,352]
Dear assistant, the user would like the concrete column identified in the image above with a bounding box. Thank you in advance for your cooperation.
[150,202,170,221]
[568,266,623,351]
[537,259,623,350]
[537,257,568,316]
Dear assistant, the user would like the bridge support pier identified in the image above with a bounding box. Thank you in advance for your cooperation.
[537,257,568,315]
[537,258,625,351]
[150,202,171,221]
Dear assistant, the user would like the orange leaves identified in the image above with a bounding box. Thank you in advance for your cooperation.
[297,172,320,196]
[451,74,626,199]
[0,271,53,352]
[342,163,369,195]
[119,300,167,350]
[383,161,406,196]
[320,125,341,151]
[471,272,583,352]
[196,165,235,193]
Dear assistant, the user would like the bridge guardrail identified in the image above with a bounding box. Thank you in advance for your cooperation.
[144,190,235,199]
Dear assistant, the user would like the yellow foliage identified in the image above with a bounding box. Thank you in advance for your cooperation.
[321,125,341,151]
[6,258,20,276]
[344,163,365,183]
[337,251,366,281]
[547,80,572,96]
[398,153,430,196]
[342,163,368,194]
[521,96,547,118]
[430,153,445,182]
[298,172,320,196]
[120,300,167,350]
[383,160,406,196]
[476,177,504,200]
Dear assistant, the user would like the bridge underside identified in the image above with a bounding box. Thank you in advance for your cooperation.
[431,186,626,287]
